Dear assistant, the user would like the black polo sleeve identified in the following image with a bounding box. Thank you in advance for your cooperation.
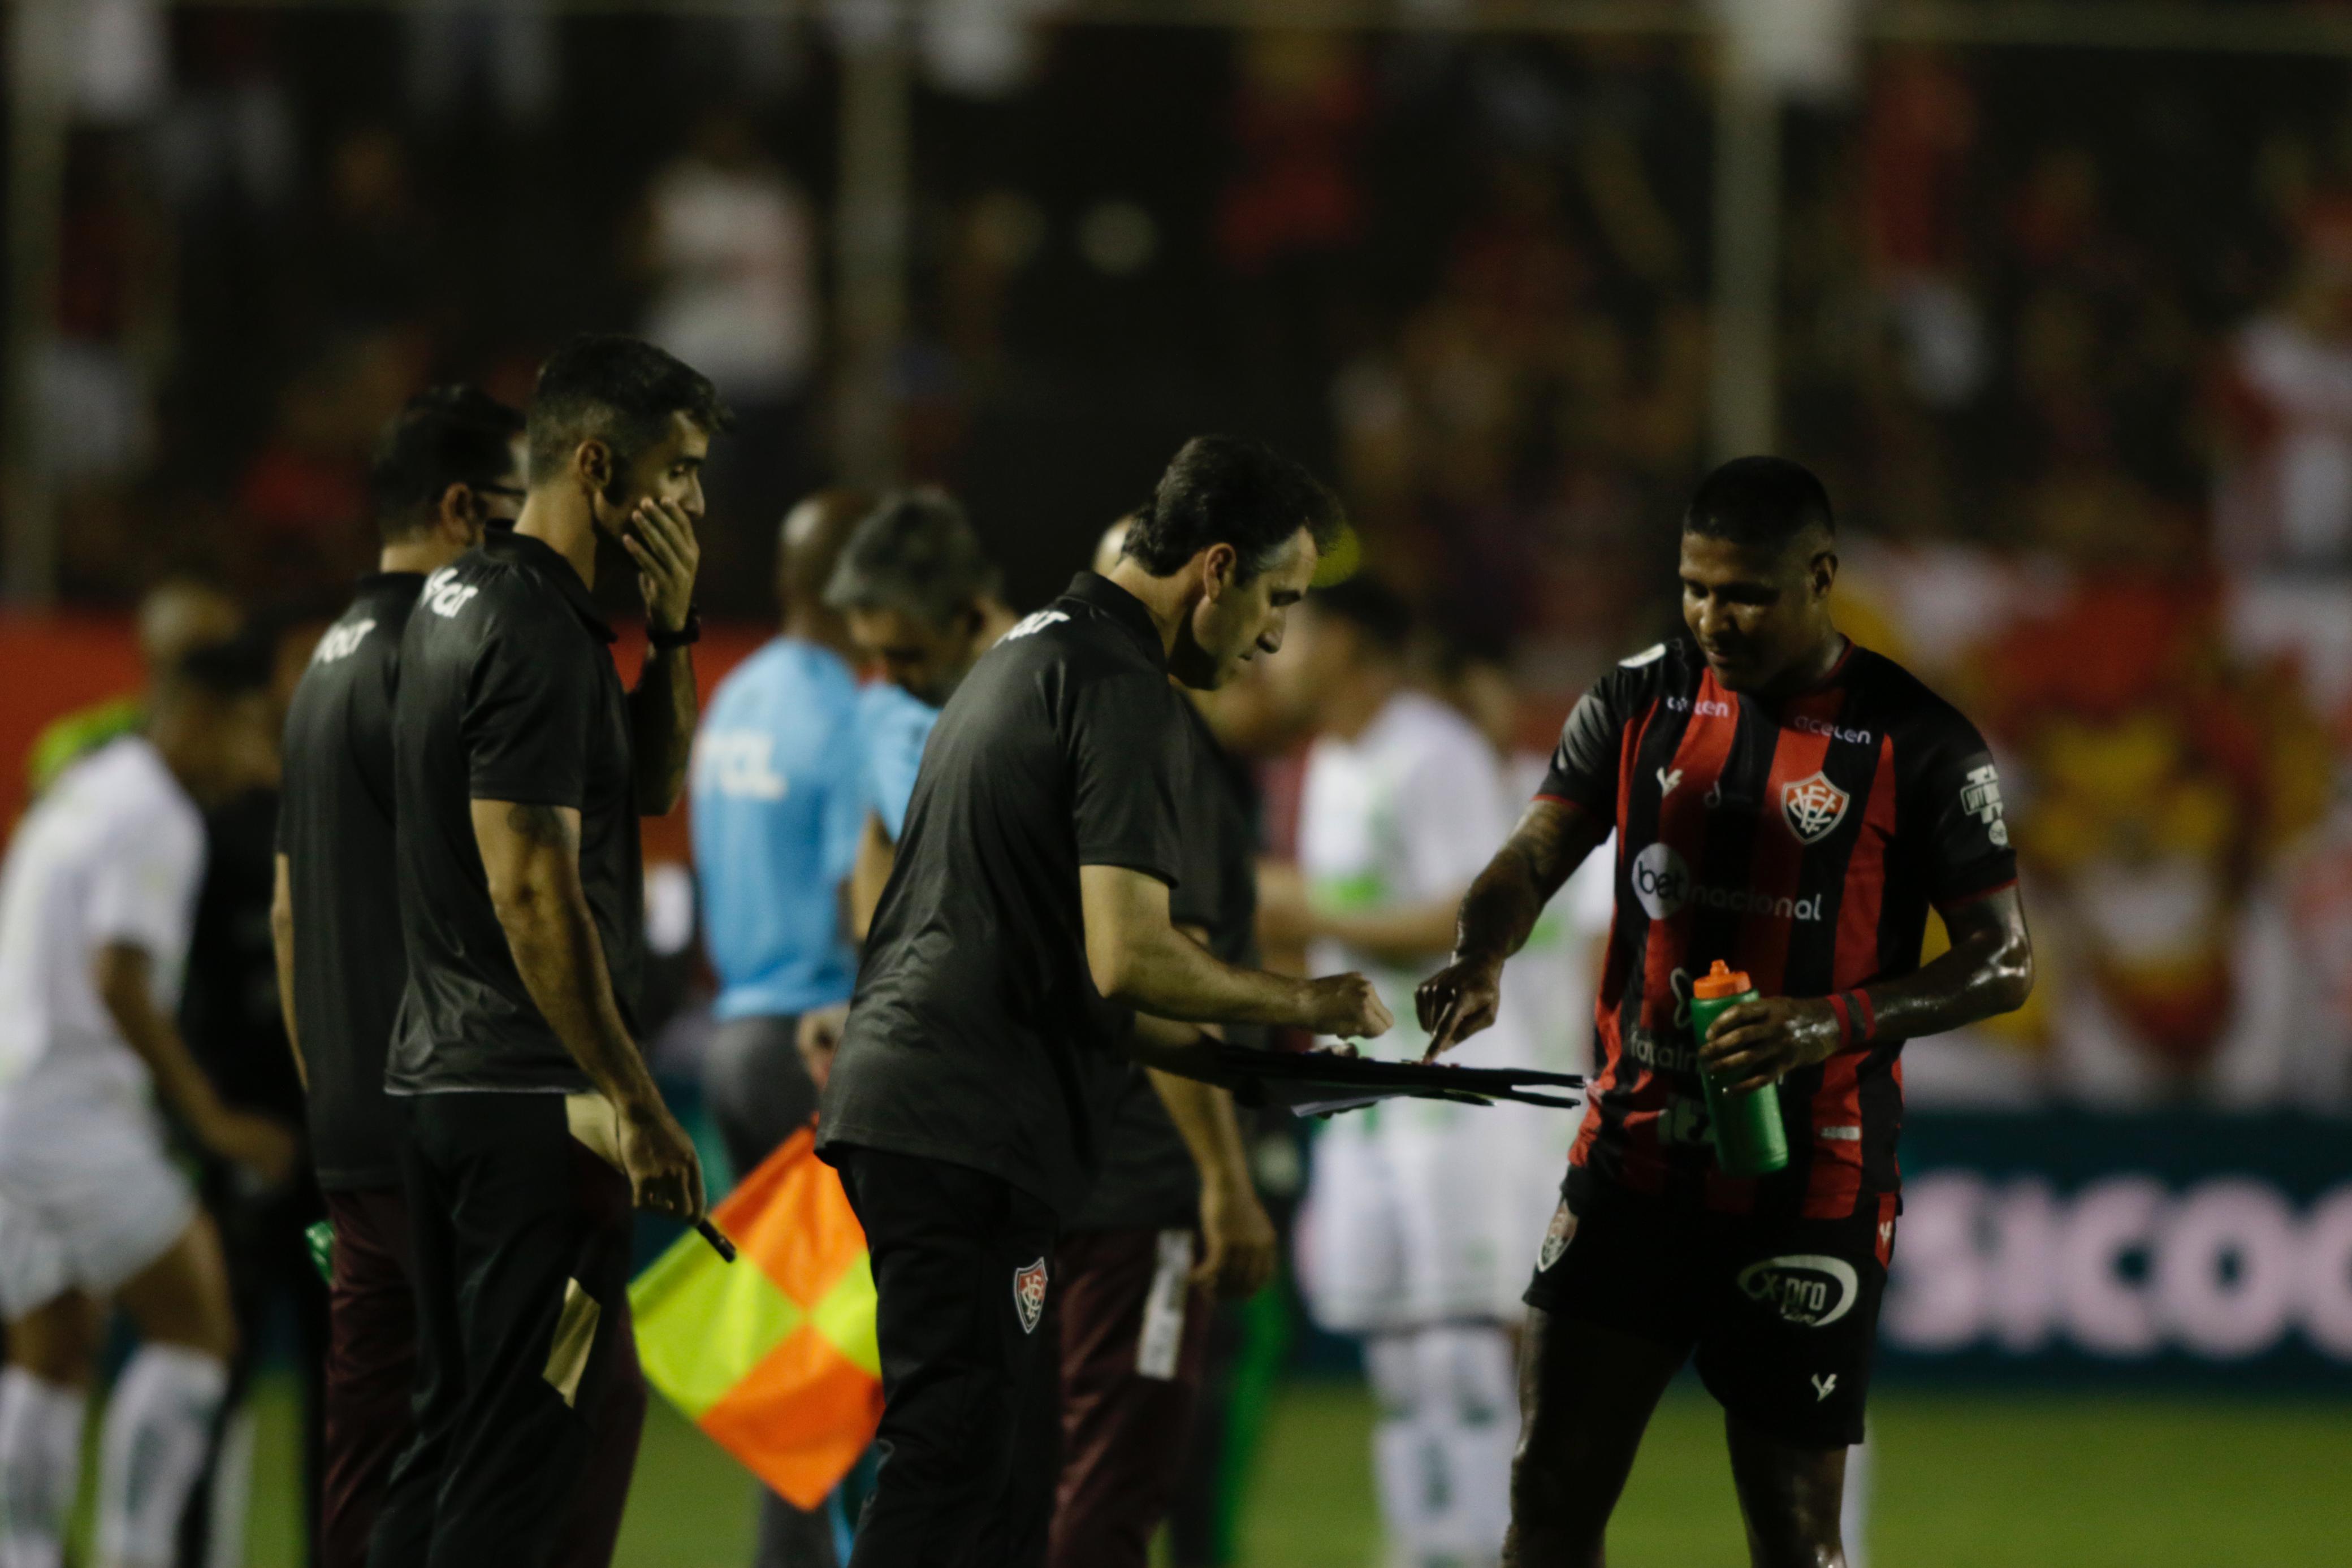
[463,597,599,807]
[1538,655,1647,815]
[1901,709,2020,909]
[1067,670,1187,889]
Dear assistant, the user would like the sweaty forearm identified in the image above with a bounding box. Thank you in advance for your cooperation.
[1851,919,2032,1044]
[495,883,660,1107]
[1109,923,1320,1029]
[1451,853,1550,967]
[630,644,698,813]
[1451,800,1598,966]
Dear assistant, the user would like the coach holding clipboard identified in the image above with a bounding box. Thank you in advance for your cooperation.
[813,436,1393,1565]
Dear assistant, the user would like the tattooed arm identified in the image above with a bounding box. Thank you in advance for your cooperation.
[472,798,703,1218]
[1414,796,1613,1058]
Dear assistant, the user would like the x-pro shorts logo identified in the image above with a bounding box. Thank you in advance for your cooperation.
[1736,1254,1860,1328]
[1013,1257,1049,1335]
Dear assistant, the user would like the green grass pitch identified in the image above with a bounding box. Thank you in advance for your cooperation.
[224,1374,2350,1566]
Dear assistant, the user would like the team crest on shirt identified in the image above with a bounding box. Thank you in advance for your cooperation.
[1536,1199,1578,1273]
[1012,1258,1049,1335]
[1780,772,1851,845]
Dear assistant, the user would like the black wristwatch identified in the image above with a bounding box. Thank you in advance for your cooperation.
[647,608,702,650]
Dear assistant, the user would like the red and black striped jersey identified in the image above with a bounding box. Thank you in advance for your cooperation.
[1538,636,2017,1219]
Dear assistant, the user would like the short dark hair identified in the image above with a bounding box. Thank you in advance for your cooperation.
[368,385,525,542]
[1683,456,1835,551]
[526,335,733,491]
[824,488,1001,627]
[1122,435,1346,581]
[1306,574,1412,657]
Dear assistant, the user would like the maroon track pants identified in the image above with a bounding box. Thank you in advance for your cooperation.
[322,1187,418,1568]
[1047,1227,1214,1568]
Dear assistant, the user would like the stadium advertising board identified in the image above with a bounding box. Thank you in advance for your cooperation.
[1884,1112,2352,1387]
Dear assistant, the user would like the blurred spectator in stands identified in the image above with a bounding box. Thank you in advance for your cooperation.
[2216,197,2352,573]
[1220,29,1368,432]
[918,0,1060,98]
[639,110,819,609]
[1863,49,1987,412]
[64,0,169,124]
[1969,578,2333,1103]
[671,7,802,106]
[408,0,553,129]
[235,332,426,603]
[46,131,168,600]
[152,14,296,215]
[309,127,443,333]
[1218,30,1367,278]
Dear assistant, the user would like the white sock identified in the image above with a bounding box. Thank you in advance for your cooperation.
[1842,1431,1870,1568]
[1367,1326,1517,1568]
[94,1345,228,1568]
[0,1368,88,1568]
[1419,1324,1516,1567]
[201,1404,253,1568]
[1365,1334,1428,1566]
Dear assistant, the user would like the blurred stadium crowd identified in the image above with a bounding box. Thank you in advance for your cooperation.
[18,7,2352,1120]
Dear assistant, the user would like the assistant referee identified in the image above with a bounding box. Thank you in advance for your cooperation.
[816,435,1394,1565]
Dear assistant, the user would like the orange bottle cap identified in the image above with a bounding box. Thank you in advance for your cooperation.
[1692,959,1753,1000]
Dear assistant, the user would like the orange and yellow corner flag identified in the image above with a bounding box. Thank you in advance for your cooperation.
[630,1125,881,1509]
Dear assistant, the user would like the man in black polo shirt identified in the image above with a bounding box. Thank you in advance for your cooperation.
[372,336,725,1568]
[818,435,1393,1565]
[271,385,525,1568]
[1045,517,1276,1568]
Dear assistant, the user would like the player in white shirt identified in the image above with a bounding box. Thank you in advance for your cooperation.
[1433,641,1619,1261]
[0,644,291,1568]
[1263,579,1554,1568]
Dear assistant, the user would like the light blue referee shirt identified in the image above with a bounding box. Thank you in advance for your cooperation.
[690,638,864,1020]
[855,679,940,842]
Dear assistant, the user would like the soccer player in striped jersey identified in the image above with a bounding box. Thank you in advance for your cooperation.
[1415,457,2035,1568]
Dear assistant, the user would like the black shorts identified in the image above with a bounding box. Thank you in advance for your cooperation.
[1521,1172,1897,1448]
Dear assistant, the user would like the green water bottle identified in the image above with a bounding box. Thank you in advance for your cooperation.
[1690,960,1789,1177]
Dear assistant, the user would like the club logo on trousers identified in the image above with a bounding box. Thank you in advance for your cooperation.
[1736,1254,1860,1328]
[1782,772,1851,844]
[1536,1199,1578,1273]
[1013,1258,1049,1335]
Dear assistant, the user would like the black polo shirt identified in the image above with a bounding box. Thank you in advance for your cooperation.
[818,571,1194,1219]
[387,530,643,1095]
[1067,700,1262,1233]
[275,573,423,1188]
